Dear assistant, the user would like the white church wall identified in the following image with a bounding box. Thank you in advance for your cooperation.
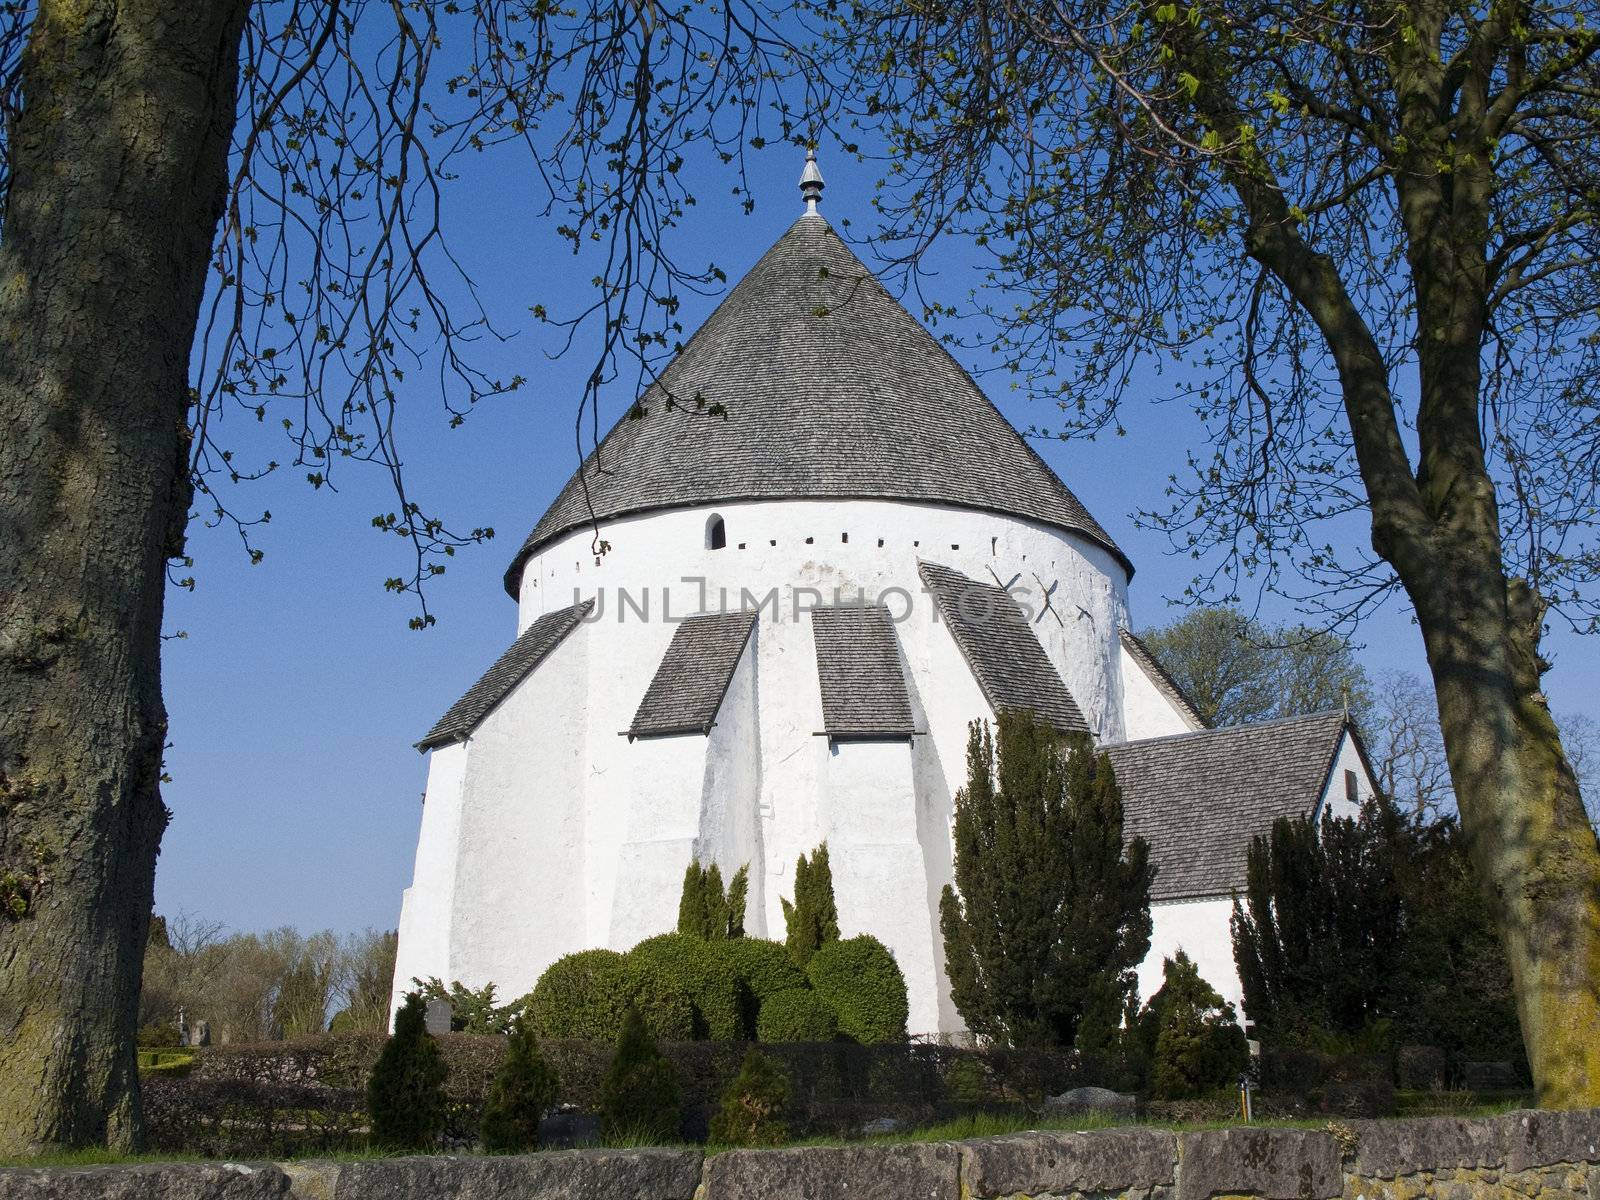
[445,621,591,1002]
[431,495,1137,1034]
[390,740,468,1019]
[824,739,946,1035]
[1138,896,1244,1017]
[1119,642,1204,741]
[1317,730,1374,820]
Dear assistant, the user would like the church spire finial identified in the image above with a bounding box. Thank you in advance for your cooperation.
[799,148,825,214]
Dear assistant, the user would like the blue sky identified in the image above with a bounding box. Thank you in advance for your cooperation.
[155,142,1600,938]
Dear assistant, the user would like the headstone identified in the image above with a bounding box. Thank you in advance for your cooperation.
[425,998,453,1035]
[1042,1085,1138,1117]
[1461,1060,1520,1091]
[191,1019,211,1048]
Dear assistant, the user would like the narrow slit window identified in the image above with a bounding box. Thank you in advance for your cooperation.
[707,514,727,550]
[1344,768,1359,804]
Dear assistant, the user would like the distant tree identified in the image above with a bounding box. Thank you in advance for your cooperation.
[480,1016,560,1153]
[940,713,1153,1048]
[272,931,339,1037]
[334,930,399,1033]
[367,992,448,1152]
[1138,608,1370,727]
[1558,713,1600,825]
[677,861,749,940]
[1231,798,1407,1041]
[1364,672,1453,823]
[599,1005,680,1145]
[781,845,840,968]
[1136,952,1249,1100]
[709,1049,789,1146]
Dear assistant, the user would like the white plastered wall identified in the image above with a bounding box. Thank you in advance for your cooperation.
[390,741,468,1021]
[1119,642,1204,741]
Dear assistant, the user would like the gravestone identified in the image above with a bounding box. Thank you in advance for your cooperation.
[424,998,453,1035]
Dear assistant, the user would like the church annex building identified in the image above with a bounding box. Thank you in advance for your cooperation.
[390,158,1376,1036]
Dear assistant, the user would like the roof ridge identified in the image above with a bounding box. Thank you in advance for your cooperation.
[1099,707,1347,752]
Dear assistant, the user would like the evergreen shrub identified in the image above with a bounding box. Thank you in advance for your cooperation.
[805,935,908,1044]
[366,992,448,1151]
[480,1016,559,1152]
[528,948,695,1042]
[1138,952,1249,1100]
[709,1049,789,1146]
[629,933,742,1040]
[781,844,840,967]
[756,987,839,1043]
[599,1005,681,1144]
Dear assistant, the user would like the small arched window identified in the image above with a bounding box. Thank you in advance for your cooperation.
[706,514,727,550]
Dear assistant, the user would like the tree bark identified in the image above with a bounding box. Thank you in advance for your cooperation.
[0,0,247,1152]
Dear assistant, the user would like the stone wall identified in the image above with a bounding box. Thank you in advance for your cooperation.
[3,1109,1597,1200]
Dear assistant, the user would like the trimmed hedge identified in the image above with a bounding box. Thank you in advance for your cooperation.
[526,948,696,1042]
[629,933,743,1040]
[805,935,909,1044]
[757,988,839,1043]
[724,937,807,1003]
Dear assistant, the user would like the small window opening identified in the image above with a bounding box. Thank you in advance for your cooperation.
[737,542,746,550]
[991,537,998,555]
[877,538,885,548]
[769,539,777,547]
[1344,769,1359,804]
[707,514,727,550]
[805,536,814,545]
[841,532,849,544]
[951,543,960,551]
[913,540,920,547]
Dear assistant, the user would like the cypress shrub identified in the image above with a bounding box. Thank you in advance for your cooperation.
[366,992,448,1151]
[756,988,839,1043]
[678,860,750,939]
[805,935,908,1044]
[781,844,840,967]
[1138,952,1249,1099]
[480,1015,560,1152]
[709,1049,789,1146]
[629,933,742,1040]
[599,1005,681,1144]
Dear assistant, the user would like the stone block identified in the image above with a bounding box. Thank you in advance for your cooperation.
[1503,1109,1600,1175]
[280,1149,702,1200]
[423,999,452,1036]
[1346,1114,1509,1179]
[1176,1127,1341,1200]
[1043,1087,1139,1118]
[0,1163,290,1200]
[701,1142,959,1200]
[959,1128,1176,1198]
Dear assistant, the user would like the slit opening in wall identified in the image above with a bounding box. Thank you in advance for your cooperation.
[707,513,727,550]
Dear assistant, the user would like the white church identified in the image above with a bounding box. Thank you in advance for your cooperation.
[391,155,1377,1036]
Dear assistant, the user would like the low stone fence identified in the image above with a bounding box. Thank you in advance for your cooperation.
[3,1108,1597,1200]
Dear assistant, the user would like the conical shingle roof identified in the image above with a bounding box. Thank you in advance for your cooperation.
[504,213,1130,594]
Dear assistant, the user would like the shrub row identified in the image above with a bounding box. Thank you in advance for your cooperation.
[526,933,908,1047]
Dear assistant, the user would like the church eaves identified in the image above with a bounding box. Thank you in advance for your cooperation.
[503,211,1130,597]
[418,600,592,750]
[627,609,758,738]
[1101,710,1357,901]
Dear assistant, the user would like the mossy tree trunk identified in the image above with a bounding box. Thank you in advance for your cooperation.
[1176,28,1600,1105]
[0,0,248,1152]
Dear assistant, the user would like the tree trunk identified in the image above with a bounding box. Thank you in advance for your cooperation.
[0,0,247,1152]
[1407,557,1600,1108]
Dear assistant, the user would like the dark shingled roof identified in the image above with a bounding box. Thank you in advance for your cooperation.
[419,601,592,749]
[628,610,758,738]
[1119,629,1208,730]
[811,605,917,739]
[503,214,1130,596]
[1101,710,1351,901]
[918,561,1089,734]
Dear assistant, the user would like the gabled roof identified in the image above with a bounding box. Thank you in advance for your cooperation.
[418,601,592,750]
[503,213,1130,596]
[1100,710,1353,901]
[917,561,1089,734]
[628,610,758,738]
[1119,629,1209,730]
[811,605,916,740]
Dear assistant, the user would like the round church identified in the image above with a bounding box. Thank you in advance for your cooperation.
[391,156,1375,1036]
